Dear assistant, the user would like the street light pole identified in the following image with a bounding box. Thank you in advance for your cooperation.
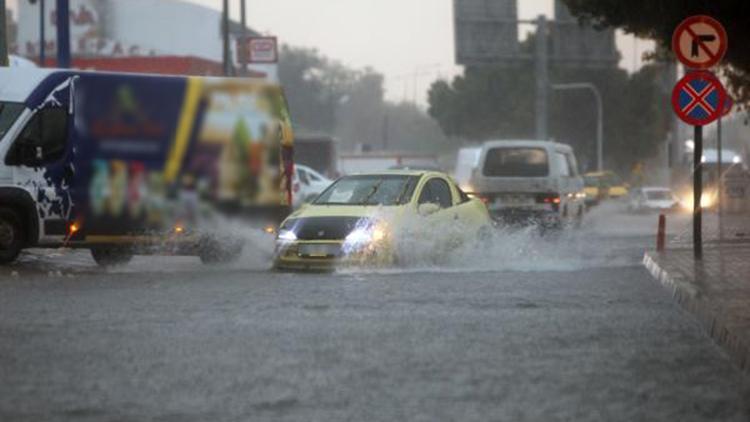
[0,0,7,66]
[551,82,604,172]
[240,0,247,76]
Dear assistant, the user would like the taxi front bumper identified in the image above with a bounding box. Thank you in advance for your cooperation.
[273,240,393,271]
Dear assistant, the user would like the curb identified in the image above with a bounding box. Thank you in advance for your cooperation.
[643,251,750,372]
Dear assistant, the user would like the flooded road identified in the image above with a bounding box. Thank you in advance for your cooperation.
[2,203,745,421]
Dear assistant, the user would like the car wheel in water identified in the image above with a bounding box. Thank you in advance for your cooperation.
[90,247,133,267]
[0,208,23,264]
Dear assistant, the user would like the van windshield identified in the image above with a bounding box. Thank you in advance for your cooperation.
[483,147,549,177]
[0,102,25,141]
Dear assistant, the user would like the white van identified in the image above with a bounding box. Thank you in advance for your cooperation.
[470,140,585,228]
[453,146,481,191]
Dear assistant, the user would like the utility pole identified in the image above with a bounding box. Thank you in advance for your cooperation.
[222,0,230,76]
[534,15,549,141]
[56,0,70,68]
[0,0,7,66]
[382,113,389,150]
[240,0,247,76]
[40,0,45,66]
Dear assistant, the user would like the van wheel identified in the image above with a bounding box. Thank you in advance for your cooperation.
[0,208,23,264]
[477,225,493,249]
[574,207,584,229]
[91,247,133,267]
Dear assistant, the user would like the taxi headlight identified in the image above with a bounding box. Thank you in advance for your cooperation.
[277,229,297,242]
[344,225,386,248]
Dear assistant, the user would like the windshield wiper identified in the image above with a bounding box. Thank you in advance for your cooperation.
[359,180,384,205]
[395,179,413,205]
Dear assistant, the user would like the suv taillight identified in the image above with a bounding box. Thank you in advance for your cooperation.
[536,193,561,205]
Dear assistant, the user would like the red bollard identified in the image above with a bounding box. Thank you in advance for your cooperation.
[656,213,666,252]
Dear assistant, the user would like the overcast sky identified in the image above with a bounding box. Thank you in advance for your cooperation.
[187,0,653,106]
[9,0,653,105]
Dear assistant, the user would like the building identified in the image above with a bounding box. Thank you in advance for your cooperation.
[14,0,273,78]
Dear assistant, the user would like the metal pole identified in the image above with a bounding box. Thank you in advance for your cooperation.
[240,0,247,76]
[594,88,603,172]
[0,0,8,67]
[534,15,548,141]
[222,0,230,76]
[56,0,70,68]
[40,0,46,66]
[550,83,604,171]
[693,124,703,260]
[717,115,723,243]
[382,113,389,150]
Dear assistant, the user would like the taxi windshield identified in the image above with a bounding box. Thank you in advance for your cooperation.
[314,175,418,206]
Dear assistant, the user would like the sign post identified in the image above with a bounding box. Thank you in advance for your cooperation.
[671,16,728,260]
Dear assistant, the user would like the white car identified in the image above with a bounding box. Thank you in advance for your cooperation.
[292,164,333,208]
[627,187,680,213]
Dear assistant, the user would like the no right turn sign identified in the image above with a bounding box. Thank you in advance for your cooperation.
[672,15,727,69]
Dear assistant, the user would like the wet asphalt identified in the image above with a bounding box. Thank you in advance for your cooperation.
[0,204,747,421]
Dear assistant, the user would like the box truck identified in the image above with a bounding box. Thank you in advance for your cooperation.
[0,68,294,266]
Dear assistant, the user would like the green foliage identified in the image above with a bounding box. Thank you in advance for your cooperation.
[427,58,671,173]
[562,0,750,107]
[279,45,449,152]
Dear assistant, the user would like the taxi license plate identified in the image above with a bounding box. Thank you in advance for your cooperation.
[299,244,340,258]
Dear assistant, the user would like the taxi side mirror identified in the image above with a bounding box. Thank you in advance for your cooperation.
[418,202,440,217]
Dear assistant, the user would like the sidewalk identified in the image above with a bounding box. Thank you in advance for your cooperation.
[644,212,750,371]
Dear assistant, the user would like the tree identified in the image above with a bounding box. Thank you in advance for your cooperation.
[427,34,672,173]
[278,46,353,133]
[279,45,450,153]
[562,0,750,107]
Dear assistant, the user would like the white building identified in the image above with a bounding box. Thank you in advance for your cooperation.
[14,0,275,78]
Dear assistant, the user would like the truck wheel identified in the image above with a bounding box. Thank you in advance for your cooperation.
[0,208,23,264]
[90,247,133,267]
[477,225,493,249]
[198,237,243,265]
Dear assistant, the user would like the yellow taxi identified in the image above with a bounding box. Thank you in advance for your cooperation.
[583,171,629,204]
[273,171,492,271]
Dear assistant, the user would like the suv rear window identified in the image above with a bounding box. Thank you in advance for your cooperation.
[482,147,549,177]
